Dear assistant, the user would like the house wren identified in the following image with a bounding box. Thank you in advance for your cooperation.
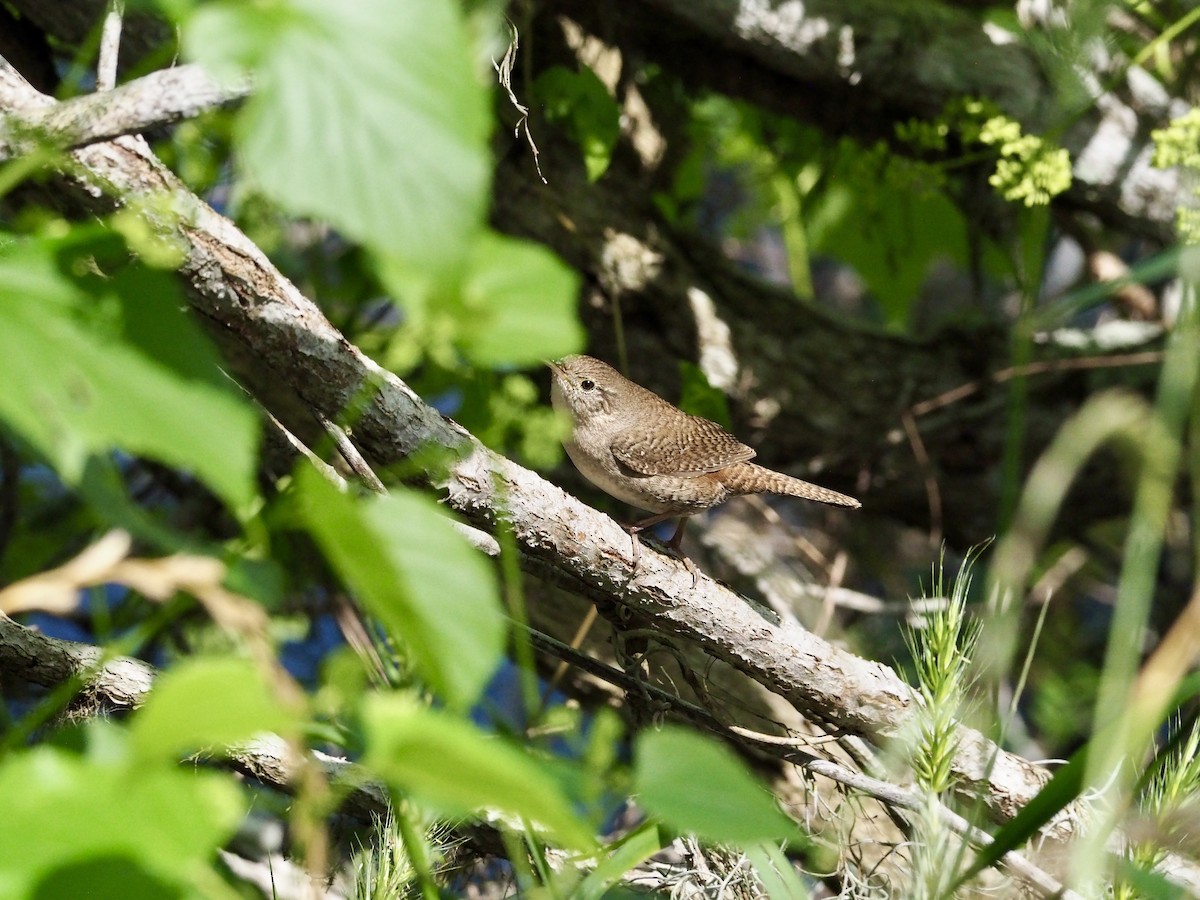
[549,355,860,563]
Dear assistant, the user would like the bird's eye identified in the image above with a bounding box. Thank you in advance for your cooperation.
[580,379,596,392]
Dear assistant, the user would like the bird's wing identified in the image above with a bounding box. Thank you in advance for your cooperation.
[611,416,756,476]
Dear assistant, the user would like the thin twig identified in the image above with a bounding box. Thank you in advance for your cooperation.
[908,351,1164,419]
[97,0,124,92]
[812,549,848,638]
[266,410,347,489]
[742,494,828,571]
[315,412,387,495]
[538,603,599,716]
[493,21,546,184]
[900,410,943,549]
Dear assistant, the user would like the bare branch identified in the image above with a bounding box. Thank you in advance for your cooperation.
[0,61,247,160]
[96,0,123,92]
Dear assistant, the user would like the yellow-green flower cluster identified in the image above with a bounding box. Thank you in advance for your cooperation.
[982,131,1073,207]
[896,99,1072,207]
[1151,108,1200,170]
[1151,108,1200,244]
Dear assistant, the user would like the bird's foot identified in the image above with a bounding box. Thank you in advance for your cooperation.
[623,518,699,587]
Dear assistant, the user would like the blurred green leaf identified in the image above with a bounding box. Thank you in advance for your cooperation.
[362,694,595,851]
[1114,856,1189,899]
[677,362,733,429]
[460,233,584,367]
[536,66,621,182]
[31,857,183,900]
[185,0,489,271]
[745,841,816,899]
[0,747,242,898]
[574,821,663,900]
[0,236,258,511]
[131,657,298,762]
[294,467,503,709]
[806,150,969,327]
[634,727,800,843]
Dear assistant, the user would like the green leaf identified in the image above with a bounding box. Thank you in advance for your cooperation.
[535,66,621,182]
[1114,857,1188,900]
[185,0,489,271]
[0,747,243,898]
[131,657,298,762]
[294,467,503,708]
[677,362,733,429]
[31,858,184,900]
[574,821,663,900]
[459,233,584,366]
[805,144,969,329]
[0,237,258,511]
[955,745,1086,887]
[634,726,799,843]
[362,694,595,851]
[745,841,817,899]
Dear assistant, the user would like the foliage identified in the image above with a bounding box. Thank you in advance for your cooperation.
[535,65,621,182]
[898,98,1073,207]
[1152,108,1200,244]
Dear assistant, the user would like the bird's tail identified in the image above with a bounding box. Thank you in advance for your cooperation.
[722,463,861,509]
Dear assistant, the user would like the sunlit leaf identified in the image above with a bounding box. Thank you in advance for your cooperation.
[186,0,489,270]
[131,657,298,761]
[0,746,242,898]
[802,139,969,328]
[362,694,594,851]
[0,237,258,511]
[460,233,584,366]
[295,467,503,708]
[634,727,799,843]
[535,66,621,182]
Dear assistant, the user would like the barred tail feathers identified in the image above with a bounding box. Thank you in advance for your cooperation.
[721,463,860,509]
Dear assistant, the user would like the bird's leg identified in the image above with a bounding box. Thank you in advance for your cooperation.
[666,518,688,551]
[625,511,678,569]
[665,518,699,586]
[626,514,698,585]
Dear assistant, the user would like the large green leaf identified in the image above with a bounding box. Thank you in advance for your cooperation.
[535,66,621,182]
[0,746,242,898]
[131,657,299,762]
[634,727,800,843]
[362,694,594,851]
[295,467,503,708]
[0,237,258,511]
[186,0,489,271]
[804,144,969,328]
[459,233,584,366]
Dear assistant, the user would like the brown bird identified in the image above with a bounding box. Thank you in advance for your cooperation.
[548,355,860,567]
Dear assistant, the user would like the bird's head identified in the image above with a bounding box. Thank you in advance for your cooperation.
[547,355,628,425]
